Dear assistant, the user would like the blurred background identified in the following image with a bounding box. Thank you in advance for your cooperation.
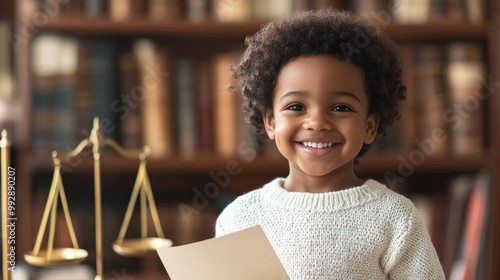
[0,0,499,279]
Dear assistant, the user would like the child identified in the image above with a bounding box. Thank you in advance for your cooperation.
[215,9,445,280]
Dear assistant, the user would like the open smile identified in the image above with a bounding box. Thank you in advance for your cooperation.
[301,141,335,149]
[297,140,339,156]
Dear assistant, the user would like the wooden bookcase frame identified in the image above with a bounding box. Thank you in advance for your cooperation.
[10,0,500,279]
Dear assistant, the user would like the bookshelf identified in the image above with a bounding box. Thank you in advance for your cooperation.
[8,0,500,279]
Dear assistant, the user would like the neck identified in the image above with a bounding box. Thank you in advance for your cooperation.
[283,163,363,193]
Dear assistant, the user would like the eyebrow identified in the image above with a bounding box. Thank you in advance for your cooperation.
[279,91,362,103]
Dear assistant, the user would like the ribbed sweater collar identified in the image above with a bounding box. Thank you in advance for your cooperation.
[260,178,388,211]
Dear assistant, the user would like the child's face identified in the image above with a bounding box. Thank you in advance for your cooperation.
[263,55,378,181]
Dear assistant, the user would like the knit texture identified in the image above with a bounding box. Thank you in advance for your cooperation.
[215,178,445,280]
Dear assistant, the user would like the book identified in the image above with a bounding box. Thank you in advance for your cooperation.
[83,0,106,18]
[0,0,14,18]
[465,0,485,22]
[267,0,294,19]
[443,176,474,277]
[212,52,238,158]
[31,34,79,153]
[351,0,386,19]
[73,39,93,148]
[109,0,133,21]
[175,57,199,158]
[148,0,182,21]
[88,38,120,142]
[449,172,491,280]
[391,0,483,23]
[187,0,209,22]
[445,43,485,156]
[415,44,448,156]
[447,0,466,21]
[390,0,431,23]
[212,0,250,22]
[59,0,84,17]
[118,50,142,149]
[133,39,174,158]
[312,0,342,9]
[251,0,293,20]
[197,59,214,154]
[396,44,419,153]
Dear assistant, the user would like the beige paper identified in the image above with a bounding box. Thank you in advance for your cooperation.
[156,225,290,280]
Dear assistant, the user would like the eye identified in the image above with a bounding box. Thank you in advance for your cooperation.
[332,104,354,112]
[285,104,305,111]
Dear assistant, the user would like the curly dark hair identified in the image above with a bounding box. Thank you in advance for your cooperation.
[230,9,406,157]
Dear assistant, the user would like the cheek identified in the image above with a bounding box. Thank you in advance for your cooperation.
[340,120,367,142]
[273,118,296,146]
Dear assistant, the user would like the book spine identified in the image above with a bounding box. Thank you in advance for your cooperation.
[89,38,120,140]
[415,44,449,156]
[186,0,209,22]
[148,0,182,21]
[175,57,199,158]
[118,50,142,149]
[397,44,419,153]
[133,40,174,158]
[84,0,106,18]
[109,0,133,21]
[445,43,485,156]
[197,59,214,154]
[213,52,238,158]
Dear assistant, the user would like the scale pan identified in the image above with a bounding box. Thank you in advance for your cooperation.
[113,237,173,257]
[24,248,88,267]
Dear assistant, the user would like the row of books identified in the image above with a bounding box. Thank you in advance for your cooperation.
[409,172,491,279]
[35,0,339,22]
[31,35,489,159]
[30,35,265,159]
[387,0,485,23]
[385,42,487,157]
[33,0,487,24]
[31,34,121,154]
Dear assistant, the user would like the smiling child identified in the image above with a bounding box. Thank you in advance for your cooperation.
[215,9,445,280]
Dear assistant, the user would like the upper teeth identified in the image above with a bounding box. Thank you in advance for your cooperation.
[302,142,333,148]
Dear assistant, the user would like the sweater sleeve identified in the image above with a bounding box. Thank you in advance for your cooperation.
[385,206,445,280]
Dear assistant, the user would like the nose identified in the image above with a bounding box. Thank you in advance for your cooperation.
[303,109,332,131]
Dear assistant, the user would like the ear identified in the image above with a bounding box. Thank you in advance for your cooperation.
[263,110,276,140]
[363,114,380,145]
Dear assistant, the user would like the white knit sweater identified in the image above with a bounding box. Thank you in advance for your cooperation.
[215,178,445,280]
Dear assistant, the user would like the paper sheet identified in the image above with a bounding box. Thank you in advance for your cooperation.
[156,225,290,280]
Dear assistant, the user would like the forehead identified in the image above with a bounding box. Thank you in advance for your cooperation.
[275,55,365,97]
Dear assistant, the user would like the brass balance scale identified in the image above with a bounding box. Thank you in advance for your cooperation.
[23,118,172,280]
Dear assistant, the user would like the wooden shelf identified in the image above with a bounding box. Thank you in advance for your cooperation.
[385,22,488,41]
[35,17,488,41]
[356,154,491,174]
[30,153,489,176]
[35,17,265,37]
[30,153,288,174]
